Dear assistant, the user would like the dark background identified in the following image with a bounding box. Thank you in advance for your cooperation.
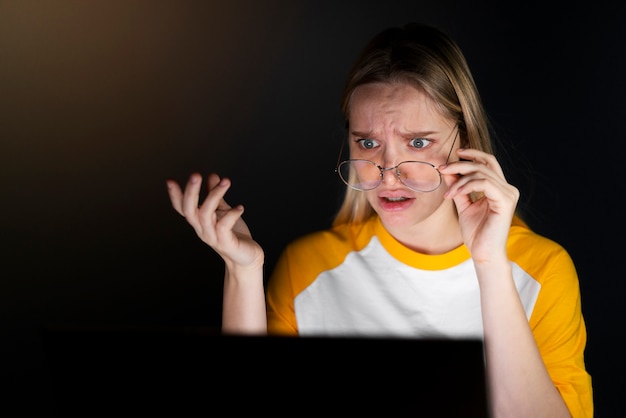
[1,0,624,416]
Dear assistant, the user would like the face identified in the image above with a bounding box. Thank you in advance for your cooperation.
[347,82,459,232]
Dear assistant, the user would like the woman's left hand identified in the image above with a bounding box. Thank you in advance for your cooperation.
[439,148,520,263]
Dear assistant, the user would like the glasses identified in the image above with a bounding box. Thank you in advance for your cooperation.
[335,129,458,193]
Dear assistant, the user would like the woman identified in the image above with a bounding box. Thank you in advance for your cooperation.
[166,22,592,418]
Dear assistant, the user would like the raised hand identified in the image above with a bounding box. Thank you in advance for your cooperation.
[166,172,264,269]
[439,148,520,263]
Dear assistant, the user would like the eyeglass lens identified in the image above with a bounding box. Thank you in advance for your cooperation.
[338,160,441,192]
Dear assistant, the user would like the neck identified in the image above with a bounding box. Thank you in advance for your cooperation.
[382,203,462,255]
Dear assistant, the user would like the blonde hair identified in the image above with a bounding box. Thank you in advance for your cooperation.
[333,22,493,226]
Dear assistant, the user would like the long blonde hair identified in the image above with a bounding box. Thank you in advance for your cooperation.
[333,22,494,226]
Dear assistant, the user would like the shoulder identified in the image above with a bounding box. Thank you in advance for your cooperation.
[507,216,578,283]
[269,216,380,297]
[508,216,570,256]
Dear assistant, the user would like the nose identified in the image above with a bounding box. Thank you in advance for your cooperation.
[380,165,399,186]
[379,148,400,186]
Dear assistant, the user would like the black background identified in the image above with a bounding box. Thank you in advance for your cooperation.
[1,1,624,416]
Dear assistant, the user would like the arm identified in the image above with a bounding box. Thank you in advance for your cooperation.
[476,259,571,418]
[166,172,267,334]
[222,261,266,334]
[440,149,572,418]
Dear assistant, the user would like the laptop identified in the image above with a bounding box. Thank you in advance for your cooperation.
[42,326,491,417]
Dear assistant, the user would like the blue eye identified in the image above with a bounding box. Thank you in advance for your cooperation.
[357,138,379,149]
[409,138,431,149]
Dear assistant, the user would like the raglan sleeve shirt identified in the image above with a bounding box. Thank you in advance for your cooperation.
[265,216,593,417]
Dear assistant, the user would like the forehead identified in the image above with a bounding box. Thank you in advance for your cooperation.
[348,82,452,130]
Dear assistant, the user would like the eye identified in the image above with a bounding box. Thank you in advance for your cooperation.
[409,138,432,149]
[356,138,379,150]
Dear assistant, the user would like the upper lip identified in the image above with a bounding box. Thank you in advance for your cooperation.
[378,189,413,199]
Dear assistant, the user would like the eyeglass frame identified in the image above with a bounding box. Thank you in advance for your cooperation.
[335,127,459,193]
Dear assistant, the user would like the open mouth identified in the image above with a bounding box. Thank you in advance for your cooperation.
[384,196,409,202]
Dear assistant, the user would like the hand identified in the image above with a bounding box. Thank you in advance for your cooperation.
[166,173,264,269]
[439,149,519,263]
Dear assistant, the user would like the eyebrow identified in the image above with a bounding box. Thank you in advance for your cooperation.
[350,130,440,138]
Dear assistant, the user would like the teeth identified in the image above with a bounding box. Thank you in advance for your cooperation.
[386,197,407,202]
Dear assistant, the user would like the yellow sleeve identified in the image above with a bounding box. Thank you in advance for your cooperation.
[266,243,299,336]
[265,219,376,336]
[510,227,593,417]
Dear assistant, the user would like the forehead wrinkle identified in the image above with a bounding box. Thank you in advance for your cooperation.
[349,83,452,139]
[351,111,448,141]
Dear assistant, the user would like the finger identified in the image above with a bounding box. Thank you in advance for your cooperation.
[445,169,502,199]
[165,180,184,215]
[439,155,504,194]
[206,172,221,190]
[198,175,233,221]
[442,154,506,196]
[206,173,234,212]
[180,173,203,227]
[441,162,499,193]
[448,173,518,213]
[215,204,245,239]
[455,148,505,177]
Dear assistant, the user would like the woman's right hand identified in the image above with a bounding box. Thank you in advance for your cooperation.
[166,172,264,270]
